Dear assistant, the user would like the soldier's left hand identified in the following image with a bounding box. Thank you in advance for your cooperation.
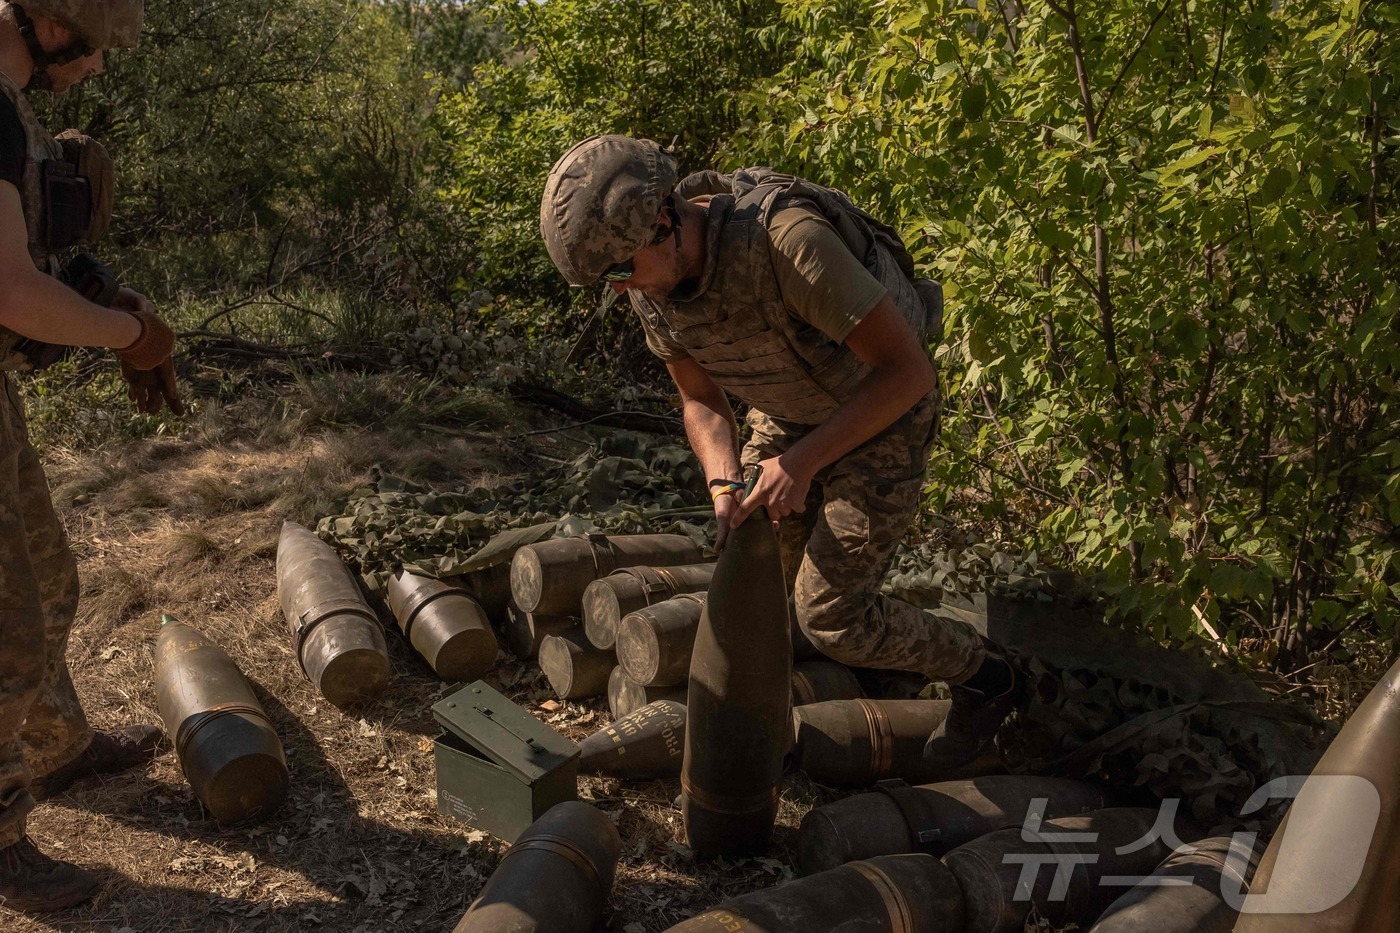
[733,455,812,525]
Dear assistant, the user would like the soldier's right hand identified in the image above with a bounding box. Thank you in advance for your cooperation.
[119,355,184,416]
[113,294,185,415]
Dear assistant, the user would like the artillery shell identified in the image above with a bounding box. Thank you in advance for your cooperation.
[387,571,498,683]
[1089,835,1261,933]
[510,533,703,617]
[457,562,514,619]
[663,853,965,932]
[276,521,390,706]
[1234,652,1400,932]
[797,775,1120,875]
[582,562,715,649]
[615,593,707,687]
[943,808,1183,933]
[682,503,792,857]
[503,603,573,660]
[790,699,1005,788]
[791,660,865,705]
[452,800,621,933]
[154,615,288,824]
[538,628,614,699]
[607,665,686,721]
[579,699,687,780]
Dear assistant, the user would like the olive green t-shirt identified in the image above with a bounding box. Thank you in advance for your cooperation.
[640,199,888,362]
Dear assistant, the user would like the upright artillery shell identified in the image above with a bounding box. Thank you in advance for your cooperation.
[154,615,289,824]
[682,503,792,857]
[538,628,614,699]
[276,521,390,706]
[943,808,1182,933]
[582,562,715,649]
[510,533,703,617]
[615,593,707,687]
[579,699,687,780]
[797,775,1121,875]
[791,660,865,705]
[662,853,965,932]
[502,603,573,660]
[452,800,621,933]
[1234,652,1400,932]
[607,665,686,721]
[387,571,498,683]
[790,699,1002,787]
[1089,835,1260,933]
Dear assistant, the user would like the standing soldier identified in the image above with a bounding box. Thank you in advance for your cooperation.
[539,136,1020,775]
[0,0,179,912]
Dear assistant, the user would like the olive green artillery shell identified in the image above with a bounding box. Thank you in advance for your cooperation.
[452,800,621,933]
[797,775,1121,876]
[943,808,1182,933]
[607,665,686,721]
[583,562,715,650]
[1234,651,1400,933]
[682,504,792,857]
[503,603,573,661]
[1090,835,1260,933]
[538,628,615,700]
[387,571,498,683]
[432,681,579,843]
[456,563,514,620]
[615,593,707,687]
[791,699,954,788]
[509,533,703,617]
[663,853,965,933]
[791,660,865,706]
[276,521,390,707]
[154,616,288,825]
[579,699,687,780]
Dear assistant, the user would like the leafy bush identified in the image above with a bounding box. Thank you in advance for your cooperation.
[733,0,1399,664]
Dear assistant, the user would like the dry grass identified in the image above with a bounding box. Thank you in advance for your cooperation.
[14,370,833,933]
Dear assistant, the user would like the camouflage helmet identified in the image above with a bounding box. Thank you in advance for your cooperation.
[15,0,145,49]
[540,135,679,287]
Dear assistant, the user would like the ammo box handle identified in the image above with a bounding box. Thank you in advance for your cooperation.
[475,704,545,752]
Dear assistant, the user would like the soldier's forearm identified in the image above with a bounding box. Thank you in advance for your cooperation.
[682,396,743,483]
[783,355,935,480]
[0,264,141,349]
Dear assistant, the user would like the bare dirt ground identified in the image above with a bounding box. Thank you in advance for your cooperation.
[13,368,827,933]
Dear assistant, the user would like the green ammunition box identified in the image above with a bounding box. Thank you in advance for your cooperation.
[432,681,579,842]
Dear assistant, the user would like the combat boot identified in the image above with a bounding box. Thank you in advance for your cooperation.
[31,725,166,800]
[923,652,1020,768]
[0,836,99,912]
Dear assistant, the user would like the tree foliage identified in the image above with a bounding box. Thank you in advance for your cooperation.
[734,0,1399,662]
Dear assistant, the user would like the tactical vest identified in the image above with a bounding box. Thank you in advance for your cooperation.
[631,170,932,425]
[0,73,58,369]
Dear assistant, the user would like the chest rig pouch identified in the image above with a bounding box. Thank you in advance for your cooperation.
[42,130,113,251]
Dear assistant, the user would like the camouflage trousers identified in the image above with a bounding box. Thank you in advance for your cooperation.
[0,374,91,847]
[741,390,984,684]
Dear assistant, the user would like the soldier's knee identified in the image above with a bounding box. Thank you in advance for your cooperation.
[795,597,876,667]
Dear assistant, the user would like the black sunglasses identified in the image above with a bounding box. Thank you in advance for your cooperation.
[601,219,675,282]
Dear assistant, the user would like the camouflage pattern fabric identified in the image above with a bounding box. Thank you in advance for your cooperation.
[0,375,91,847]
[321,432,715,586]
[18,0,144,50]
[742,390,985,683]
[629,177,933,427]
[540,135,679,286]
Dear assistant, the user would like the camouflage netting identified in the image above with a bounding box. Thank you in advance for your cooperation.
[318,432,717,588]
[318,429,1333,831]
[889,586,1333,834]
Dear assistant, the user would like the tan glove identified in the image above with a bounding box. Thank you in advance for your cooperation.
[116,307,185,415]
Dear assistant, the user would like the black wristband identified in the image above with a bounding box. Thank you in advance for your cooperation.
[708,477,744,489]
